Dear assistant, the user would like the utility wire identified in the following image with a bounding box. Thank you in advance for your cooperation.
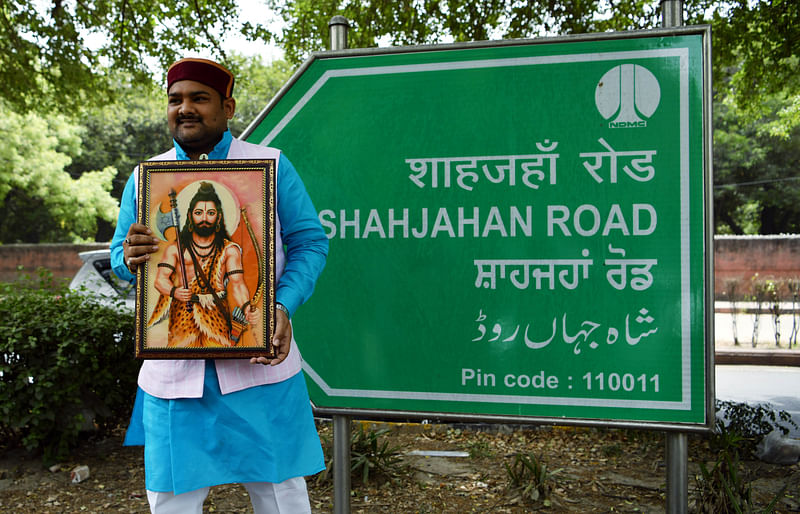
[714,176,800,189]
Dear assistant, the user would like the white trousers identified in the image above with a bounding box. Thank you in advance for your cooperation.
[146,477,311,514]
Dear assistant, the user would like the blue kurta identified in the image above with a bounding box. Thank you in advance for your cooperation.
[143,362,324,494]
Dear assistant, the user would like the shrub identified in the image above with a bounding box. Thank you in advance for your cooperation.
[505,451,557,507]
[466,437,495,459]
[694,430,787,513]
[714,400,797,456]
[693,400,797,512]
[0,271,139,463]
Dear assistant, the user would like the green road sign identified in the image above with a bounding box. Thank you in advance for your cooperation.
[244,27,713,429]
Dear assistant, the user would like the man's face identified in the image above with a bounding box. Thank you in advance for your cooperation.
[192,200,220,237]
[167,80,235,155]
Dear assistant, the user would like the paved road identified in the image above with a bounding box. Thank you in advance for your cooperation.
[715,364,800,437]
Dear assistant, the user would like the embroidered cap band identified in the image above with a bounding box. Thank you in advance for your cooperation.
[167,58,235,99]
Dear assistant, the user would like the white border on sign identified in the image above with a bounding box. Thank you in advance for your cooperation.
[268,47,694,412]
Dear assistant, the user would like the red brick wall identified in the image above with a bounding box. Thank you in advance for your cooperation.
[714,235,800,298]
[0,243,109,284]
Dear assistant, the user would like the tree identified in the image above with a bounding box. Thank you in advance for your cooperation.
[65,77,172,198]
[227,56,294,137]
[708,1,800,234]
[709,0,800,132]
[1,0,265,113]
[714,92,800,234]
[0,105,119,243]
[60,77,171,240]
[268,0,661,63]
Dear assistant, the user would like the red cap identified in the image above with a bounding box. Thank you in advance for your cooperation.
[167,58,235,98]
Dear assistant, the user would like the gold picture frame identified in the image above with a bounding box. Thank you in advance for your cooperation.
[135,159,276,359]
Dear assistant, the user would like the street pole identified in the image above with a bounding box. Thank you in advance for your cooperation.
[328,20,352,514]
[662,0,684,28]
[660,3,689,512]
[329,15,350,52]
[333,414,351,514]
[666,431,689,513]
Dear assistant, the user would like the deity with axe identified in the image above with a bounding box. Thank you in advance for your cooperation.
[147,181,260,347]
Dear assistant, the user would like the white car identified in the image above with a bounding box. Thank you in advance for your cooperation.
[69,249,135,311]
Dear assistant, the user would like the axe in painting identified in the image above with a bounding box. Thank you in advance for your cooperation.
[154,189,191,309]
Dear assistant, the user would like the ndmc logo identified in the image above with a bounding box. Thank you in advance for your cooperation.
[595,64,660,128]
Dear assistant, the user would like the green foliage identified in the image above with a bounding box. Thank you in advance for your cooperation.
[694,428,788,513]
[694,445,759,513]
[504,451,556,507]
[350,423,404,484]
[268,0,659,64]
[6,0,799,145]
[59,77,171,240]
[466,438,495,459]
[713,94,800,234]
[1,0,262,113]
[693,400,796,511]
[0,104,119,243]
[65,78,172,202]
[228,56,295,138]
[0,271,139,463]
[709,0,800,125]
[315,422,404,487]
[714,400,797,457]
[6,2,800,236]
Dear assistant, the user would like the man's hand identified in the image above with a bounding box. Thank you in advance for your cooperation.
[123,223,160,273]
[245,305,260,327]
[172,287,192,302]
[250,306,291,366]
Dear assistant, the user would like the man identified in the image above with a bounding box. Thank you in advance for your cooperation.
[110,58,328,513]
[149,181,257,347]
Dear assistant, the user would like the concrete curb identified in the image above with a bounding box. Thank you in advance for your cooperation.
[715,349,800,367]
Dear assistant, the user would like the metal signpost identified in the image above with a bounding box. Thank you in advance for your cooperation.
[327,18,351,514]
[242,19,712,513]
[661,3,692,511]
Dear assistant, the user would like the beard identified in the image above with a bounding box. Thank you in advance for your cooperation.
[194,222,215,237]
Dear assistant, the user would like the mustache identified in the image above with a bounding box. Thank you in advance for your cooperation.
[196,221,213,227]
[177,115,202,123]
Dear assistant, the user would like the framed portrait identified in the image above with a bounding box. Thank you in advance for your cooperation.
[135,159,276,359]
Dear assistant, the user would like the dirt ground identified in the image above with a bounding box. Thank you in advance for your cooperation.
[1,421,798,513]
